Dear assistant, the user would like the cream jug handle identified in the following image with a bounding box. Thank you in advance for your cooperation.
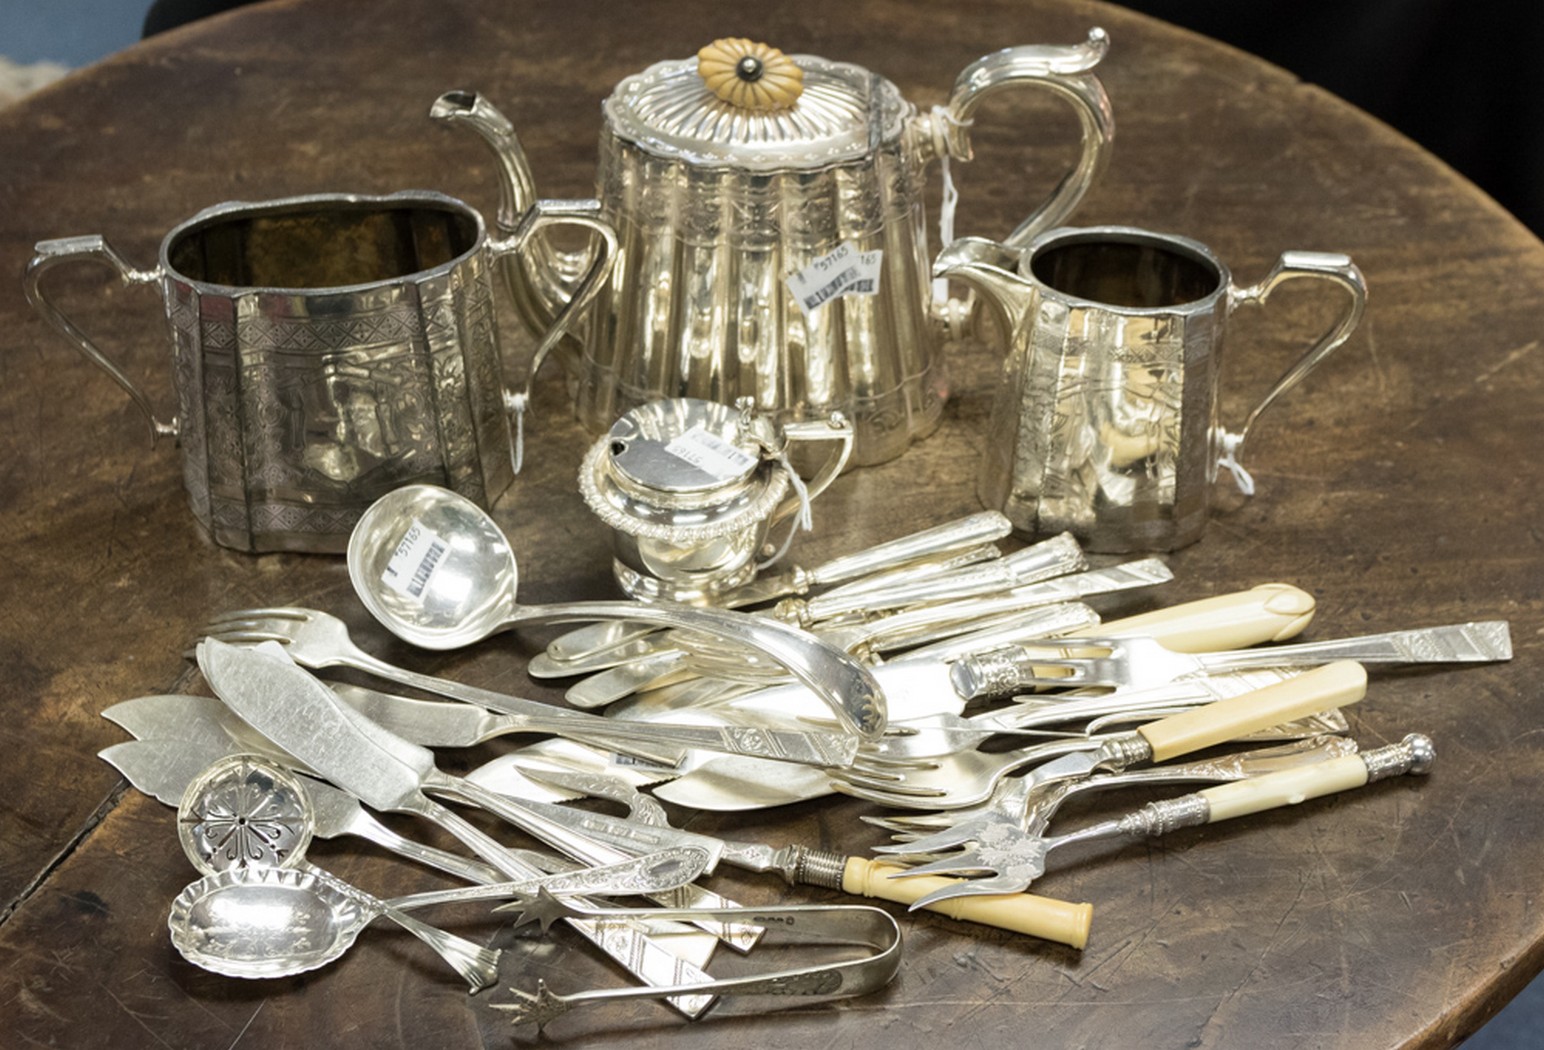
[488,199,620,471]
[1219,251,1369,493]
[934,29,1115,251]
[23,237,176,443]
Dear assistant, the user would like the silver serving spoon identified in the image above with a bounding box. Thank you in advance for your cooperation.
[345,484,886,738]
[168,847,713,991]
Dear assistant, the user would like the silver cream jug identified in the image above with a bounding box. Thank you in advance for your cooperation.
[936,226,1367,552]
[432,31,1113,466]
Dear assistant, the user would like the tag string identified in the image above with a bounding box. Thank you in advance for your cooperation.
[1216,430,1256,496]
[931,105,971,303]
[756,447,814,571]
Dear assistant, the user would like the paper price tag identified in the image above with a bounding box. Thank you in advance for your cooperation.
[664,425,758,479]
[786,242,884,315]
[381,519,448,599]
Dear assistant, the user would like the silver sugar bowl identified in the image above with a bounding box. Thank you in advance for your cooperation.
[579,398,852,602]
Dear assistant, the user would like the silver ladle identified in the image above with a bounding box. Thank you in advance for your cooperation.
[344,484,886,738]
[171,753,713,991]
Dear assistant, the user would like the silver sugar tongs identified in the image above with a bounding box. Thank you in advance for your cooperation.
[495,898,903,1031]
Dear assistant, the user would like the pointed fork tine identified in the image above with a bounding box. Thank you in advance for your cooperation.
[907,870,1038,911]
[872,819,991,856]
[884,849,995,880]
[201,606,315,626]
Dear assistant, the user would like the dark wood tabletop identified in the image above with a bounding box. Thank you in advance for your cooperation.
[3,0,1541,1046]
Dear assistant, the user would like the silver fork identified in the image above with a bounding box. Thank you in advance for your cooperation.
[860,710,1353,836]
[833,660,1369,809]
[881,734,1435,908]
[856,668,1311,761]
[874,735,1359,856]
[949,621,1513,693]
[198,607,866,769]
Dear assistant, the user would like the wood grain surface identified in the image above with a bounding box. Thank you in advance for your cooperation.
[1,1,1540,1046]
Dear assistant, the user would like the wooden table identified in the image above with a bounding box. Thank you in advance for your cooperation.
[2,1,1540,1045]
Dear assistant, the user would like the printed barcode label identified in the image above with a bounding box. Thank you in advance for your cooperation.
[786,242,884,315]
[664,425,758,479]
[381,519,448,599]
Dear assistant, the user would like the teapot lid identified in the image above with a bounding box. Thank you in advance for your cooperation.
[603,38,910,172]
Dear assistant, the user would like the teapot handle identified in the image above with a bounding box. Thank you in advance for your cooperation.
[934,29,1114,250]
[23,236,176,443]
[489,199,619,471]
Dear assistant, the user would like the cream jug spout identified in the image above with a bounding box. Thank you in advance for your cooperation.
[933,237,1035,339]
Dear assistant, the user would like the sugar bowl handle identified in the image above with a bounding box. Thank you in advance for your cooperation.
[768,413,855,529]
[23,236,175,443]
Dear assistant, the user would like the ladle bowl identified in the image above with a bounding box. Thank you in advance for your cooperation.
[346,485,887,737]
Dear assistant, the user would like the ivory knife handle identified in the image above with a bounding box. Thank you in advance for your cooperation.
[841,857,1093,948]
[1099,583,1316,652]
[1138,660,1366,762]
[1199,732,1434,821]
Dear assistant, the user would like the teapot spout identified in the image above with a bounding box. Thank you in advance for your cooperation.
[430,90,540,236]
[933,237,1034,339]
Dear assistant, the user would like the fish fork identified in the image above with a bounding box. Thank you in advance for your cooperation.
[198,607,863,769]
[949,621,1512,694]
[885,733,1434,907]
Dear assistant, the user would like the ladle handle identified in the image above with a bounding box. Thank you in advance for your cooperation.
[23,236,175,442]
[509,599,888,738]
[937,29,1114,251]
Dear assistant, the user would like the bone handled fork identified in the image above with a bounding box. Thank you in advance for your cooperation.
[835,660,1370,810]
[887,733,1435,908]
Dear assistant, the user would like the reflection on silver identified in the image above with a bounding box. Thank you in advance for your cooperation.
[937,226,1367,551]
[24,191,615,553]
[579,397,852,602]
[431,30,1114,465]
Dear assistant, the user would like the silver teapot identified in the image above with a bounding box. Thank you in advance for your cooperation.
[579,397,852,603]
[432,31,1113,466]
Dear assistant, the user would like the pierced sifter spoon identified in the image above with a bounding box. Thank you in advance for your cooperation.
[169,753,712,991]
